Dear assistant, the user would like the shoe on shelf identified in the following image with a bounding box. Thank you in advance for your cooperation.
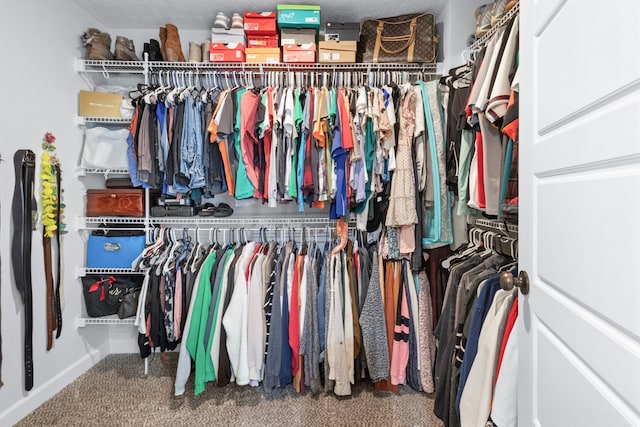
[143,39,163,61]
[159,26,168,60]
[81,28,114,60]
[231,13,243,29]
[475,2,493,38]
[114,36,140,61]
[213,12,230,29]
[188,41,202,62]
[163,23,186,62]
[201,41,210,62]
[490,0,508,27]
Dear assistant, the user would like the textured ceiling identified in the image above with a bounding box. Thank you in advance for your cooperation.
[72,0,449,30]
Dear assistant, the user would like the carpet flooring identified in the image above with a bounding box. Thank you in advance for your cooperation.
[16,353,444,426]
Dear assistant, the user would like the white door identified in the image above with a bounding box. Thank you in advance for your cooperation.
[519,0,640,425]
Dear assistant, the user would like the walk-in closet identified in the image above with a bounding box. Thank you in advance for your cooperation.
[1,1,638,426]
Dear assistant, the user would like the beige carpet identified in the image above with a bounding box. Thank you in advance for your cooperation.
[17,353,444,426]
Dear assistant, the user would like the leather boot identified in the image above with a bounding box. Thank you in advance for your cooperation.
[164,23,186,62]
[201,41,210,63]
[159,26,167,61]
[114,36,140,61]
[144,39,163,61]
[188,41,202,62]
[81,27,101,56]
[81,29,113,60]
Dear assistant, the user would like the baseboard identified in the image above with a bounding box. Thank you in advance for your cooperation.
[0,343,110,426]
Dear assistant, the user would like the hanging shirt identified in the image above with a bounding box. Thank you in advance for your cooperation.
[240,90,261,192]
[233,88,255,199]
[330,89,348,219]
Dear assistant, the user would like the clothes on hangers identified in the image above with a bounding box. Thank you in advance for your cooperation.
[128,225,439,399]
[445,15,519,222]
[430,225,519,427]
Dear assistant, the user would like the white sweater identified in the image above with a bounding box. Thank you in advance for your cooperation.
[222,242,256,386]
[460,289,516,427]
[247,251,266,383]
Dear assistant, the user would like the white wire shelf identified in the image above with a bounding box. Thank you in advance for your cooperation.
[77,215,349,228]
[76,267,144,277]
[76,58,438,74]
[76,315,136,328]
[75,167,129,177]
[76,116,131,125]
[474,218,518,234]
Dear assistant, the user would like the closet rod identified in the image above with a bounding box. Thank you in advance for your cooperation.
[158,226,351,242]
[465,1,520,55]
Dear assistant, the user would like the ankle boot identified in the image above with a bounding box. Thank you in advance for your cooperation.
[148,39,163,61]
[159,26,167,61]
[114,36,140,61]
[188,41,202,62]
[164,23,186,62]
[201,41,210,63]
[81,27,101,58]
[82,29,114,60]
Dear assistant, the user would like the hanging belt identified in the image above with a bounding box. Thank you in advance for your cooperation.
[54,163,63,338]
[11,149,36,391]
[43,161,64,349]
[44,234,54,350]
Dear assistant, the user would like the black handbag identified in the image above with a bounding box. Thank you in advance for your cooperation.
[117,289,140,319]
[81,275,143,317]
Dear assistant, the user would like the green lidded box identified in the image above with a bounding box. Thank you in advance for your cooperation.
[277,4,321,30]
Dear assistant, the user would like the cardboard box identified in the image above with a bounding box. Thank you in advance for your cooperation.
[318,40,357,63]
[323,22,360,41]
[211,27,246,46]
[244,12,278,35]
[277,4,320,30]
[79,90,123,118]
[280,28,316,46]
[282,43,316,63]
[248,35,279,48]
[246,48,281,63]
[318,50,356,63]
[210,43,246,62]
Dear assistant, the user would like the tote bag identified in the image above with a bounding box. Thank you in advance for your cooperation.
[81,127,130,169]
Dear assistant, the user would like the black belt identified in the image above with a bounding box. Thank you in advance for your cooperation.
[54,162,63,338]
[12,149,36,391]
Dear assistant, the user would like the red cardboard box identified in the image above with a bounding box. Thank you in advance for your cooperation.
[282,43,316,63]
[210,43,246,62]
[247,35,279,48]
[244,12,278,35]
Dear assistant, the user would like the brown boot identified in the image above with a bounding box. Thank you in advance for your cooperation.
[164,23,186,62]
[114,36,140,61]
[82,29,114,60]
[159,26,167,61]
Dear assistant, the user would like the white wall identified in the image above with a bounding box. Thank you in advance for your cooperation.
[0,1,114,425]
[441,0,488,72]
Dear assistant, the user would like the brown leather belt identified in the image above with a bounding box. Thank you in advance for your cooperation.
[43,159,64,350]
[11,149,36,391]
